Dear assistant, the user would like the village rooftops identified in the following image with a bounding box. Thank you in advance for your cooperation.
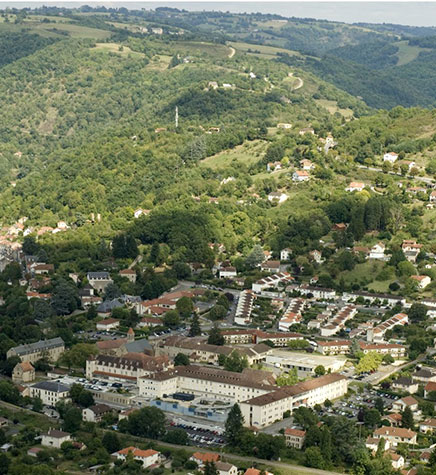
[244,373,347,406]
[9,337,64,357]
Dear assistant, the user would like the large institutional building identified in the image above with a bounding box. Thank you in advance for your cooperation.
[7,337,65,363]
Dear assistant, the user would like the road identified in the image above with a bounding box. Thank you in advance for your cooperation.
[228,46,236,58]
[358,165,435,186]
[288,72,303,90]
[128,254,143,269]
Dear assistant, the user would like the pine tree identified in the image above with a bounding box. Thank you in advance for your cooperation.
[189,314,201,336]
[225,404,244,446]
[204,462,218,475]
[208,324,224,345]
[402,406,414,429]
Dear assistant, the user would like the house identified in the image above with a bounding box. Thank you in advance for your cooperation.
[373,427,417,446]
[87,272,113,293]
[268,192,288,204]
[430,190,436,203]
[284,428,306,449]
[402,240,423,263]
[391,378,418,394]
[96,318,120,332]
[412,367,436,384]
[114,447,160,468]
[119,269,136,283]
[346,182,365,192]
[300,159,315,170]
[12,361,35,383]
[27,447,43,458]
[382,413,402,427]
[41,429,71,449]
[359,342,406,359]
[383,152,398,163]
[0,417,9,428]
[244,470,273,475]
[215,462,238,475]
[299,127,315,135]
[315,340,351,356]
[424,381,436,398]
[388,452,405,470]
[366,436,390,453]
[292,170,310,182]
[392,396,420,416]
[406,186,427,195]
[366,313,408,343]
[82,404,113,423]
[97,299,124,316]
[419,418,436,433]
[7,337,64,364]
[190,452,220,467]
[277,123,292,129]
[309,250,323,264]
[411,275,431,289]
[30,381,70,406]
[134,208,150,219]
[31,264,54,275]
[219,267,237,279]
[369,242,386,260]
[398,160,416,173]
[280,248,292,261]
[260,260,281,273]
[138,316,162,328]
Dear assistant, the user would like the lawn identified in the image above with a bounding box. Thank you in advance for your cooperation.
[172,41,232,61]
[91,42,145,58]
[230,41,301,60]
[337,260,390,289]
[395,40,426,66]
[200,139,267,170]
[316,99,354,119]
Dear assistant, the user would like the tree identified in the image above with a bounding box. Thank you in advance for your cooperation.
[51,279,79,315]
[60,343,98,369]
[112,233,138,259]
[163,310,180,328]
[0,380,20,404]
[375,397,384,415]
[408,303,428,323]
[304,446,325,469]
[204,461,218,475]
[402,406,414,429]
[314,365,326,376]
[225,403,244,446]
[173,262,191,279]
[363,408,381,428]
[22,236,40,255]
[102,431,120,453]
[276,368,299,386]
[126,407,166,439]
[209,304,227,321]
[162,428,188,445]
[63,406,82,432]
[0,453,10,475]
[223,351,248,373]
[104,282,121,301]
[382,354,394,365]
[176,296,194,318]
[1,356,21,377]
[208,324,224,345]
[245,245,265,269]
[32,397,43,413]
[188,314,201,336]
[355,351,383,374]
[149,242,163,265]
[33,299,54,320]
[174,353,190,366]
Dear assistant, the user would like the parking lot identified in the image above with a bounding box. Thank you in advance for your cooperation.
[168,418,225,447]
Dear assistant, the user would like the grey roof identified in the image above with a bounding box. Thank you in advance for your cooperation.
[97,299,124,313]
[10,337,64,357]
[44,429,70,438]
[87,272,111,279]
[31,381,70,393]
[125,338,152,353]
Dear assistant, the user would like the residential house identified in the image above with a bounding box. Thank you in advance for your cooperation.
[419,418,436,433]
[424,381,436,398]
[82,404,113,423]
[411,275,431,289]
[190,452,220,467]
[119,269,136,283]
[309,250,323,264]
[87,272,113,293]
[12,361,35,383]
[391,378,418,394]
[252,272,294,293]
[383,152,398,163]
[412,368,436,384]
[137,316,162,329]
[41,429,71,449]
[315,340,351,356]
[373,427,417,446]
[346,182,365,192]
[398,160,416,173]
[402,240,423,263]
[114,447,160,468]
[392,396,420,417]
[260,260,281,273]
[215,462,238,475]
[388,452,405,470]
[359,342,407,359]
[369,242,386,260]
[299,127,315,135]
[284,428,306,449]
[382,413,402,427]
[134,208,150,219]
[30,381,70,406]
[292,170,310,182]
[366,436,390,453]
[7,337,65,363]
[267,192,288,204]
[280,248,292,261]
[219,267,237,279]
[277,123,292,129]
[430,191,436,203]
[96,318,120,332]
[300,159,315,170]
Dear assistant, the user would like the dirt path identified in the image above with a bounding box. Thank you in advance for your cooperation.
[288,72,304,90]
[228,46,236,58]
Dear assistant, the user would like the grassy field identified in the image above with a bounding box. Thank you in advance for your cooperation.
[170,41,232,60]
[230,41,301,60]
[316,99,354,119]
[91,42,145,58]
[395,40,425,66]
[200,140,267,170]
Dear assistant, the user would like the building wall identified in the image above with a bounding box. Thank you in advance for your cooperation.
[29,388,70,406]
[8,344,64,364]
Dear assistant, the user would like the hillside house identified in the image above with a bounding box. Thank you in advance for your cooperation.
[114,447,160,468]
[268,192,288,203]
[300,159,315,170]
[299,127,315,135]
[215,462,238,475]
[402,240,423,263]
[190,452,220,467]
[280,248,292,261]
[82,404,113,423]
[373,427,417,446]
[391,378,418,394]
[96,318,120,331]
[383,152,398,163]
[219,266,237,278]
[419,418,436,433]
[430,191,436,203]
[346,182,365,192]
[277,123,292,129]
[87,272,113,293]
[309,250,323,264]
[41,430,71,449]
[260,260,281,273]
[293,170,310,182]
[284,428,306,449]
[119,269,136,283]
[369,242,386,260]
[392,396,420,417]
[411,275,431,289]
[30,381,70,406]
